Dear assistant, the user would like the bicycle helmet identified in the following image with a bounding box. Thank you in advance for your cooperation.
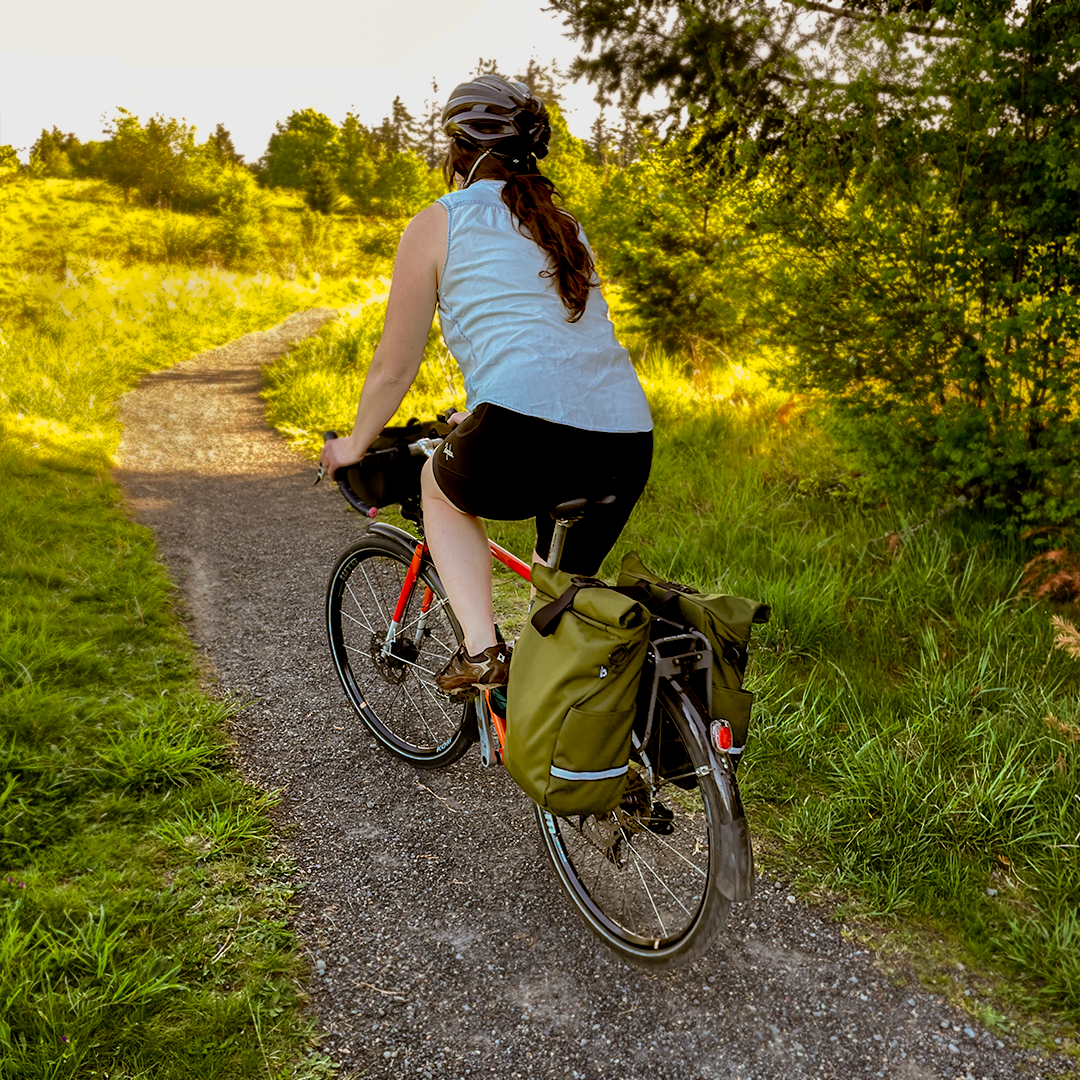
[441,74,551,161]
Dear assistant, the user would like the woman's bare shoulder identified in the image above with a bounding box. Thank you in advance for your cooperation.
[409,201,448,232]
[393,202,449,284]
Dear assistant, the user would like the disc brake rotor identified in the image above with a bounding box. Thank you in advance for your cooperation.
[369,633,419,685]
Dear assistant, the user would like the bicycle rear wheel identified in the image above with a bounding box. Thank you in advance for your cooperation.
[536,680,736,967]
[326,532,473,768]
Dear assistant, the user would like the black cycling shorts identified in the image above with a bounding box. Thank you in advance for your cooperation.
[431,402,653,577]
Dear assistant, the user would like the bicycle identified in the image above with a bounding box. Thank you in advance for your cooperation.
[318,430,754,967]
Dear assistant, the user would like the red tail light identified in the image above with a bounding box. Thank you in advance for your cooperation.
[711,720,733,752]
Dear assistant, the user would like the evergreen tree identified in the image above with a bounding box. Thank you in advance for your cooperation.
[370,96,421,155]
[418,79,446,171]
[304,160,345,214]
[514,58,565,110]
[29,127,79,177]
[206,123,244,166]
[338,111,378,209]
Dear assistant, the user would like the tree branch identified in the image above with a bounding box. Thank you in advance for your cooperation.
[792,0,967,40]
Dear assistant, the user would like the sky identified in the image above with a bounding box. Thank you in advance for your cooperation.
[0,0,606,164]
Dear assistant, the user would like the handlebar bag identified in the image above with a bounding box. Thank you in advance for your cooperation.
[343,418,451,510]
[504,563,651,817]
[617,552,770,767]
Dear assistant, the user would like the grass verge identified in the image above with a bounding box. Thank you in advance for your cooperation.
[1,441,332,1077]
[1,179,349,1075]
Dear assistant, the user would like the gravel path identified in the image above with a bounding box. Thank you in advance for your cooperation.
[114,311,1072,1080]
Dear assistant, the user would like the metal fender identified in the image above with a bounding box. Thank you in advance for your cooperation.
[716,814,755,902]
[672,680,756,903]
[368,521,422,551]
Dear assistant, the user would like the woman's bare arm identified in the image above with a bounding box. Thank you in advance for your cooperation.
[320,201,447,476]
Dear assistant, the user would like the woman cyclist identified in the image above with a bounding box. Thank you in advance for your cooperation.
[320,74,653,699]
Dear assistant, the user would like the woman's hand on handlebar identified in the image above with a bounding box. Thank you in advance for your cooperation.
[320,434,365,480]
[446,410,470,428]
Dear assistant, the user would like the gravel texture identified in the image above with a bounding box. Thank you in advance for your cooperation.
[114,311,1073,1080]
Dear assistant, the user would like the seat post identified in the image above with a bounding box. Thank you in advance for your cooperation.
[545,495,614,573]
[546,518,573,572]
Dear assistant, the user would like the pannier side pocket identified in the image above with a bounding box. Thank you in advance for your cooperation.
[546,706,636,816]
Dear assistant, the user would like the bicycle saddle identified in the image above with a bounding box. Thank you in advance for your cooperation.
[550,494,616,523]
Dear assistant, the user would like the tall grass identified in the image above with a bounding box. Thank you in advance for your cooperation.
[262,296,462,454]
[2,178,343,1077]
[267,302,1080,1029]
[0,176,398,284]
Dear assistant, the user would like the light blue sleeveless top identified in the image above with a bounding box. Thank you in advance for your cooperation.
[436,181,653,433]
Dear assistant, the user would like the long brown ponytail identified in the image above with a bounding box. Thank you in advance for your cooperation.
[444,141,596,323]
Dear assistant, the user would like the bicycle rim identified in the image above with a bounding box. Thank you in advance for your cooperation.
[536,681,732,966]
[326,534,472,767]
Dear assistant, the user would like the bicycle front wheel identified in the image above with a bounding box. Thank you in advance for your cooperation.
[536,680,735,967]
[326,532,473,768]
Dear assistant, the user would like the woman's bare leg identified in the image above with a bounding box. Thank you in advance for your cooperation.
[421,457,497,656]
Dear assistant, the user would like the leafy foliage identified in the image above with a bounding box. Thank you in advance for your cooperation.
[29,127,78,178]
[758,3,1080,525]
[101,109,199,207]
[557,0,1080,527]
[260,108,342,189]
[588,135,759,356]
[260,106,440,217]
[303,160,346,215]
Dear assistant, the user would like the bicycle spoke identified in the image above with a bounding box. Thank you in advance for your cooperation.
[621,832,697,918]
[357,563,392,628]
[396,595,454,640]
[398,668,459,740]
[629,847,668,939]
[632,823,710,880]
[340,606,374,633]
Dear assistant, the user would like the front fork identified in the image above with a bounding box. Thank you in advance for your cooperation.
[380,542,436,659]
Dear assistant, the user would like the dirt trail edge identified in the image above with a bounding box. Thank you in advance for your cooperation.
[114,311,1067,1080]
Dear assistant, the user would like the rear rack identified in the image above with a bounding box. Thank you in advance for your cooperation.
[634,616,712,752]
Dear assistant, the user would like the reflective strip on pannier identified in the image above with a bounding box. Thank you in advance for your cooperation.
[549,763,629,782]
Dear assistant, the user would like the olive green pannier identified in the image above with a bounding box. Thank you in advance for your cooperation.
[504,563,651,816]
[617,552,770,766]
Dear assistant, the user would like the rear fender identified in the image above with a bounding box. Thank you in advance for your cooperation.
[670,680,755,902]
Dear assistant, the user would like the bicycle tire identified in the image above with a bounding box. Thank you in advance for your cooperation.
[326,532,473,768]
[536,679,736,967]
